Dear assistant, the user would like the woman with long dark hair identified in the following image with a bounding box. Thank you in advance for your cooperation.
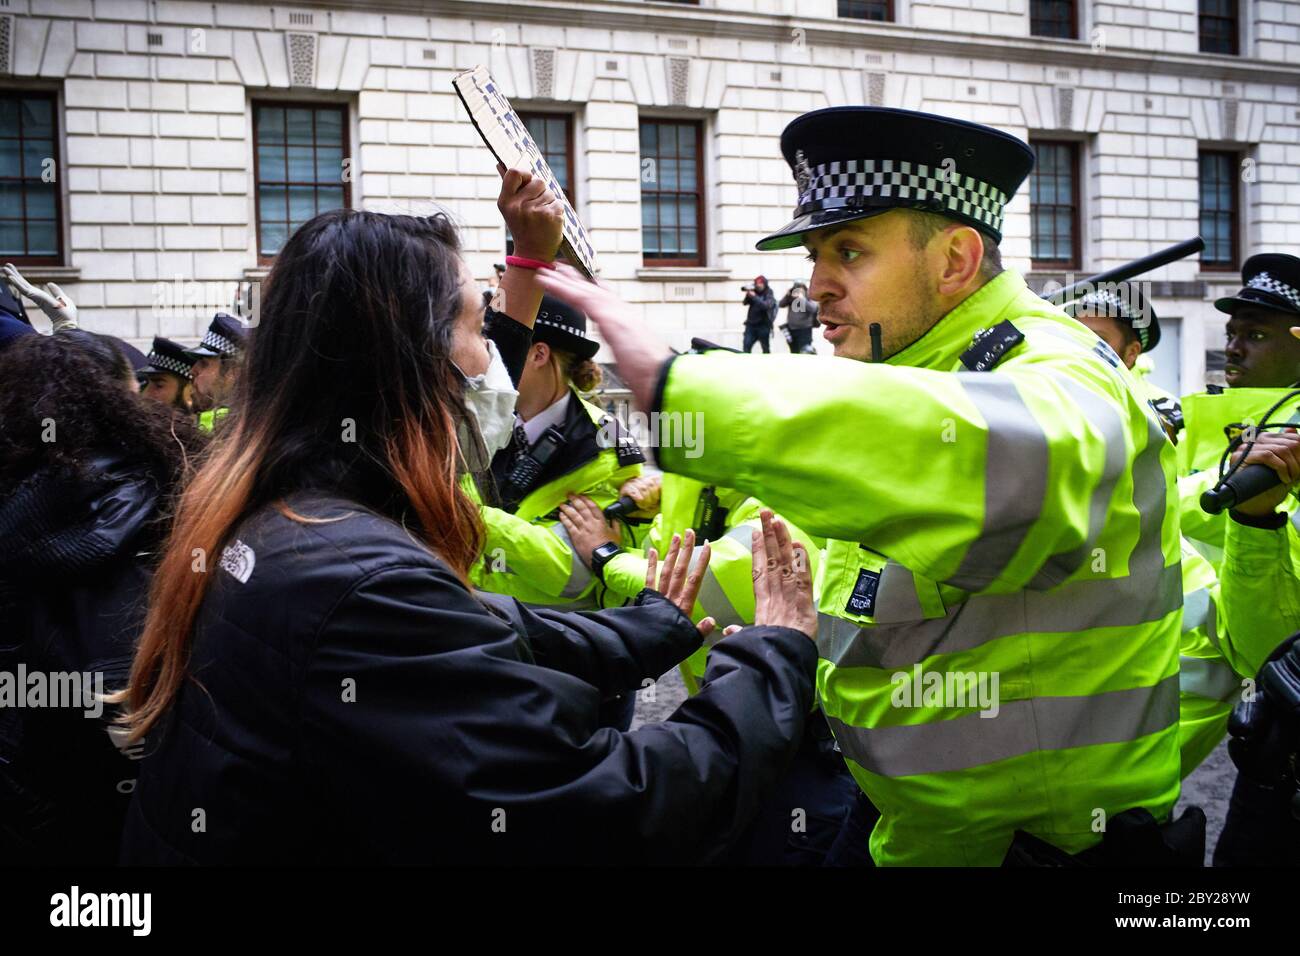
[117,173,819,865]
[0,329,203,863]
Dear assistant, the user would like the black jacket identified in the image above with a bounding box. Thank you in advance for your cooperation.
[121,492,816,864]
[743,287,777,328]
[0,453,162,864]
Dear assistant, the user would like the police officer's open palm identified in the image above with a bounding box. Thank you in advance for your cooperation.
[723,509,816,641]
[645,528,715,640]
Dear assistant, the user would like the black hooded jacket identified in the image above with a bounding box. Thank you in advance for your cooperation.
[120,491,816,864]
[0,452,163,863]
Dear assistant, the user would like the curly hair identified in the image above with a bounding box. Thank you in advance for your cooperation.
[0,330,203,497]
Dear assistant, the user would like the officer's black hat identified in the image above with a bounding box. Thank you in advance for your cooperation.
[185,312,248,360]
[533,294,599,361]
[141,336,197,381]
[1213,254,1300,319]
[1064,282,1162,352]
[757,107,1036,251]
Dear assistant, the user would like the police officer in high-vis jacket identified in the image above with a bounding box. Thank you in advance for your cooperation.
[185,312,248,434]
[1066,287,1242,778]
[469,295,644,611]
[537,106,1189,866]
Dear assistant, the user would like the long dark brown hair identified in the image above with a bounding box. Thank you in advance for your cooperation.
[121,209,484,741]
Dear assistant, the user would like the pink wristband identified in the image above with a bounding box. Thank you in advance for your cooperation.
[505,255,556,271]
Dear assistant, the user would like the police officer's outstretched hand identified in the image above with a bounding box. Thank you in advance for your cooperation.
[646,528,715,640]
[532,264,672,412]
[725,509,816,641]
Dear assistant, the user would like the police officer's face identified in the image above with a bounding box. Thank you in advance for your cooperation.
[191,356,220,408]
[1223,307,1300,388]
[803,211,941,362]
[1075,312,1141,370]
[141,373,192,411]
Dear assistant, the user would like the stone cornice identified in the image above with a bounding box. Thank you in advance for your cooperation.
[219,0,1300,87]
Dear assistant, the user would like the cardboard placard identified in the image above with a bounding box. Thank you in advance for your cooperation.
[452,65,598,280]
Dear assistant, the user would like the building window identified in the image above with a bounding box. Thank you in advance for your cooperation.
[1029,140,1080,269]
[0,91,62,265]
[639,119,704,267]
[1030,0,1077,39]
[1199,0,1239,55]
[838,0,892,20]
[1199,150,1239,270]
[507,112,574,256]
[253,102,350,261]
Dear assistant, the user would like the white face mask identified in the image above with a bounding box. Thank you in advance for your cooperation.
[457,338,518,462]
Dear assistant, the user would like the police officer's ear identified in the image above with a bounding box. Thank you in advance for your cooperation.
[933,223,988,298]
[1120,337,1143,370]
[529,341,551,368]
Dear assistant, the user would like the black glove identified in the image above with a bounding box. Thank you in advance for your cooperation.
[1227,632,1300,790]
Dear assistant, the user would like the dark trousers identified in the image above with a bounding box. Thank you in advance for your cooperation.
[788,327,814,354]
[1213,772,1300,866]
[724,713,867,865]
[743,326,770,354]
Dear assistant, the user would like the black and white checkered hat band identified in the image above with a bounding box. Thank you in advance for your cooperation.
[796,159,1009,234]
[1076,289,1142,323]
[148,353,193,378]
[1073,289,1151,346]
[536,317,590,342]
[1246,272,1300,311]
[201,329,241,356]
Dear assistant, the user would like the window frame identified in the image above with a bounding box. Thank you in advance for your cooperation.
[837,0,894,21]
[508,111,576,258]
[1029,0,1079,40]
[251,99,352,266]
[1029,138,1082,272]
[0,89,65,267]
[1198,148,1241,273]
[1198,0,1240,56]
[639,118,706,269]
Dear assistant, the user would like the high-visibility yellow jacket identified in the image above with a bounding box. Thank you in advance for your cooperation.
[1217,511,1300,678]
[1175,539,1244,778]
[1176,389,1300,569]
[469,395,643,609]
[198,406,229,433]
[599,473,821,691]
[651,269,1183,866]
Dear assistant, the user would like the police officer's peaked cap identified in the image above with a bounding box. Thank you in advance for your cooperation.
[185,312,248,359]
[1065,282,1162,353]
[1214,253,1300,319]
[533,294,599,361]
[142,336,197,381]
[757,107,1036,251]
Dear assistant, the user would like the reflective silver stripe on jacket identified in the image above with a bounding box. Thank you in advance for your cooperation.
[548,522,593,599]
[1179,655,1242,703]
[822,395,1178,672]
[1182,587,1211,634]
[946,377,1050,592]
[1029,373,1128,587]
[695,526,753,630]
[817,561,1181,670]
[825,673,1180,778]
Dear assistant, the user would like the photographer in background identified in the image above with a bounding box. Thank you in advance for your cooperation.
[741,275,776,354]
[779,280,821,355]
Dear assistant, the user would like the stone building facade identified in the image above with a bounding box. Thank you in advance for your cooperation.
[3,0,1300,395]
